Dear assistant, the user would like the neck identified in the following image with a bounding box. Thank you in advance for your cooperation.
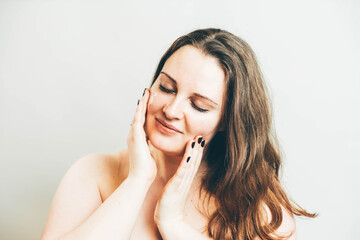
[149,143,183,184]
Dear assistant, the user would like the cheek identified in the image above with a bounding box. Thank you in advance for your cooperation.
[147,91,163,115]
[187,113,221,139]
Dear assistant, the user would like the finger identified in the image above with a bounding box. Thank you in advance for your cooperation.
[139,88,151,124]
[189,138,205,186]
[132,88,150,125]
[192,137,205,170]
[179,136,205,195]
[178,139,196,174]
[166,139,195,191]
[163,136,201,205]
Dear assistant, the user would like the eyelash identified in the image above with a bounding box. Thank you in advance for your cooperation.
[159,85,208,113]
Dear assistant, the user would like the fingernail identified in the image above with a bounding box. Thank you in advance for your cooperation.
[137,99,140,105]
[142,88,146,96]
[198,137,203,144]
[191,141,195,148]
[201,140,205,147]
[186,156,191,162]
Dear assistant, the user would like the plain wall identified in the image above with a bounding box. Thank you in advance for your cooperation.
[1,0,359,239]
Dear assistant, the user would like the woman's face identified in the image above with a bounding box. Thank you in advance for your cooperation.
[145,45,226,156]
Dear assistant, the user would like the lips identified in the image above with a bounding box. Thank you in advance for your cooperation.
[155,118,183,134]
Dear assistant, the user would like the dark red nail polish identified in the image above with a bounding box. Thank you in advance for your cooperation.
[201,140,205,147]
[137,99,140,105]
[198,137,203,144]
[143,88,146,96]
[186,156,191,162]
[191,141,195,148]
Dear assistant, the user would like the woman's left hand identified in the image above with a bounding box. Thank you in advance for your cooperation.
[154,136,205,226]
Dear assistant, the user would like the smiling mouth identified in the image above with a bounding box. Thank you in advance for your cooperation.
[155,118,182,134]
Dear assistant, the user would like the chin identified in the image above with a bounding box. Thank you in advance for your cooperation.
[145,117,187,156]
[147,133,186,157]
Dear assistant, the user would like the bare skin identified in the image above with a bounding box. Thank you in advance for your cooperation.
[41,46,296,240]
[96,149,215,239]
[41,88,217,240]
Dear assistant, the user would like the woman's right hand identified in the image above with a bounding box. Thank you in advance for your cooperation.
[127,88,157,182]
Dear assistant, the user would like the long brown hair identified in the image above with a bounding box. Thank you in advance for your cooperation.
[150,28,316,240]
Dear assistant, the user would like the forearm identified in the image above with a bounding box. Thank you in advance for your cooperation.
[58,176,153,240]
[157,219,211,240]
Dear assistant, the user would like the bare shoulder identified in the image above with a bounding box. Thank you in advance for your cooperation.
[71,150,128,191]
[41,150,129,240]
[73,150,130,202]
[277,206,296,239]
[92,149,130,201]
[260,204,297,240]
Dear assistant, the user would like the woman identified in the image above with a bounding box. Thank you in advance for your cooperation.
[41,28,315,240]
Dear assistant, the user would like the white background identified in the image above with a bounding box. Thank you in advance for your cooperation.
[0,0,359,239]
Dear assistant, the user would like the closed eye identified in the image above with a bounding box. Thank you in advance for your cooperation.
[191,101,208,112]
[160,84,209,113]
[159,84,174,94]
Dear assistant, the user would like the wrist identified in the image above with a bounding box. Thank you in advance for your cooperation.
[155,217,184,234]
[156,219,209,240]
[127,171,156,184]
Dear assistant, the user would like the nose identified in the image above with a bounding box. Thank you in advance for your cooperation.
[163,97,184,120]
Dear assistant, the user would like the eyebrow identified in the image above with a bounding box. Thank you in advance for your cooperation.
[160,71,219,106]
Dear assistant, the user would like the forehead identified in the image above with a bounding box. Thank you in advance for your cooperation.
[161,45,225,101]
